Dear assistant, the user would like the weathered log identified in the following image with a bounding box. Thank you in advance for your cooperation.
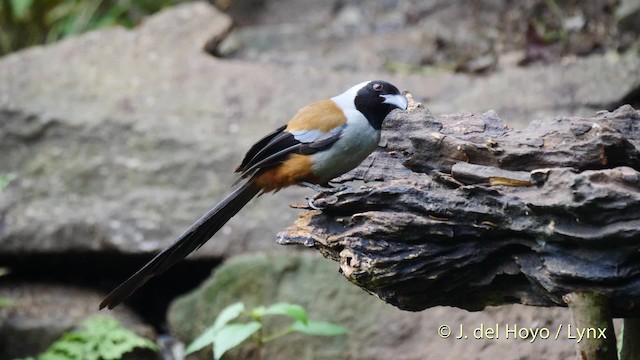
[278,103,640,318]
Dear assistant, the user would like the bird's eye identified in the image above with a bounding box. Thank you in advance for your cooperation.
[372,83,383,92]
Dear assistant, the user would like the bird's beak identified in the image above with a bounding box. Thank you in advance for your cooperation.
[381,94,408,110]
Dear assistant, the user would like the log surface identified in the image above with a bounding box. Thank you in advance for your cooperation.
[277,104,640,316]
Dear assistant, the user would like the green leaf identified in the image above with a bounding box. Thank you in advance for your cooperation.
[290,320,347,336]
[82,316,157,359]
[214,322,262,360]
[259,303,308,325]
[38,334,84,360]
[39,353,77,360]
[185,326,218,356]
[10,0,33,21]
[185,302,246,355]
[27,316,157,360]
[0,173,16,192]
[213,302,245,331]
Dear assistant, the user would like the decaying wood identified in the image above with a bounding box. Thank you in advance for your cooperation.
[277,104,640,317]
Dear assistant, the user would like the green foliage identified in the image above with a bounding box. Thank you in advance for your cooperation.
[186,302,248,356]
[251,303,308,325]
[0,0,189,55]
[21,316,157,360]
[212,322,262,360]
[186,302,347,360]
[0,172,16,192]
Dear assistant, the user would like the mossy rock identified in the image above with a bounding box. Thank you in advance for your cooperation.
[167,253,396,360]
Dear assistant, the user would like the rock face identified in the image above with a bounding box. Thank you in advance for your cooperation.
[278,105,640,317]
[220,0,640,125]
[0,2,638,359]
[1,2,639,261]
[222,0,639,73]
[0,283,154,359]
[0,3,309,259]
[167,253,578,360]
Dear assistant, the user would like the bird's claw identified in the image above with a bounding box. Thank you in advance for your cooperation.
[308,197,324,210]
[302,181,351,210]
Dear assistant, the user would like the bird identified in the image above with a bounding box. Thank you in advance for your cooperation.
[99,80,408,309]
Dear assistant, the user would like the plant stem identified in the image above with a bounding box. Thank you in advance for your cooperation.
[563,292,617,360]
[261,327,294,344]
[620,318,640,360]
[255,322,263,360]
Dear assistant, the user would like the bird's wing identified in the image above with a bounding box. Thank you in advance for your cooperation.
[235,124,286,173]
[235,124,345,178]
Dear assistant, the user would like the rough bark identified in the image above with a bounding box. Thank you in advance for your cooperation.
[278,103,640,317]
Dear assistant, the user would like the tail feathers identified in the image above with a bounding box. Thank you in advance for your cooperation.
[99,180,261,310]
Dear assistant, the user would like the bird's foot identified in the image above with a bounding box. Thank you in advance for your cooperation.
[301,181,349,210]
[308,197,325,210]
[300,181,335,192]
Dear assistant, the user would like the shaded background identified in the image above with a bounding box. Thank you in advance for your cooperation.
[1,0,639,359]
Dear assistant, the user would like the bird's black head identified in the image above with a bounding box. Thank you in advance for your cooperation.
[354,80,408,130]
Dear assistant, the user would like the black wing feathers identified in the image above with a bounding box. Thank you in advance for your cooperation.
[236,125,286,172]
[101,122,344,309]
[236,127,342,178]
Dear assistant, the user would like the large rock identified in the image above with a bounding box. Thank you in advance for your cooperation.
[443,52,640,126]
[222,0,637,73]
[1,2,639,261]
[168,253,580,360]
[0,2,415,260]
[0,3,312,258]
[0,283,155,359]
[0,2,635,359]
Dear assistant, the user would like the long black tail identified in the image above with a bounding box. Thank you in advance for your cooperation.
[99,180,261,310]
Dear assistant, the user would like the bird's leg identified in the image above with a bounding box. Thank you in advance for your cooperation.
[300,182,335,210]
[300,181,335,192]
